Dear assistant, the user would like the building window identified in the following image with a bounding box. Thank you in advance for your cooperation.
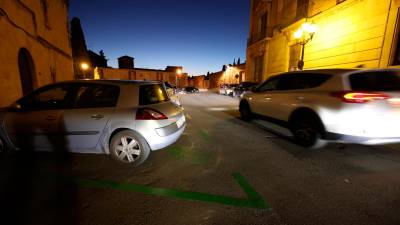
[296,0,309,18]
[392,9,400,66]
[254,54,264,82]
[259,12,268,40]
[41,0,50,29]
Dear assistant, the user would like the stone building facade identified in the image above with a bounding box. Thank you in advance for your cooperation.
[188,75,208,89]
[94,55,188,87]
[246,0,400,82]
[94,67,189,88]
[208,63,246,90]
[0,0,73,107]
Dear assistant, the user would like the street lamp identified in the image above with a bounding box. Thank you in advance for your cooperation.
[176,69,182,88]
[294,22,317,70]
[80,62,90,79]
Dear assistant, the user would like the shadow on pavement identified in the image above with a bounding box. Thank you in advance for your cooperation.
[0,120,79,225]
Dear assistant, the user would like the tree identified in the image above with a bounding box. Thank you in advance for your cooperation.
[237,57,241,65]
[222,65,227,71]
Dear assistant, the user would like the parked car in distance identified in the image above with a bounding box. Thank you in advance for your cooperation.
[164,82,181,106]
[239,68,400,148]
[0,80,186,166]
[219,84,229,95]
[233,82,259,97]
[184,86,199,93]
[225,84,239,97]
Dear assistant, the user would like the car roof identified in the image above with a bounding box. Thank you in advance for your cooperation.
[283,68,400,76]
[287,68,360,75]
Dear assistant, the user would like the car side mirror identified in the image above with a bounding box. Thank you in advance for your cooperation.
[250,86,257,92]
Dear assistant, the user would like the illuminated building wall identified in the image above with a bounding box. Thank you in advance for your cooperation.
[0,0,73,107]
[246,0,400,82]
[94,67,188,88]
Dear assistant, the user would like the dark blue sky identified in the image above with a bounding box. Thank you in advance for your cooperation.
[69,0,250,75]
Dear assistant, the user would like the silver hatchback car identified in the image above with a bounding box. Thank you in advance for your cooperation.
[0,80,186,165]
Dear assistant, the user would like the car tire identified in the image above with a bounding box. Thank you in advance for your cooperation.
[290,115,327,149]
[0,137,4,153]
[239,101,253,121]
[110,130,150,166]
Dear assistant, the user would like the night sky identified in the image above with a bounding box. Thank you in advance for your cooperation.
[69,0,250,75]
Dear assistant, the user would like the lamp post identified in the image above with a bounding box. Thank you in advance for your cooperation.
[294,22,317,70]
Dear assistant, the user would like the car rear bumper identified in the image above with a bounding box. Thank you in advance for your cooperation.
[149,123,186,150]
[324,132,400,145]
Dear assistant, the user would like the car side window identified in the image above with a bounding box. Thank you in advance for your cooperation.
[278,73,333,91]
[257,76,280,92]
[73,84,120,108]
[18,85,74,111]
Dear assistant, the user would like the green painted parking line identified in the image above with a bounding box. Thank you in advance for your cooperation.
[167,147,212,165]
[76,173,270,210]
[198,129,209,141]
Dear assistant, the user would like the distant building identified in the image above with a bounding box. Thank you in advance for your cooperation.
[118,55,134,69]
[94,55,188,87]
[246,0,400,82]
[88,50,108,68]
[208,63,246,90]
[0,0,73,107]
[188,75,208,89]
[70,17,91,79]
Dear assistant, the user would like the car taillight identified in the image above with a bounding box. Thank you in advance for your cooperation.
[332,91,391,103]
[136,108,168,120]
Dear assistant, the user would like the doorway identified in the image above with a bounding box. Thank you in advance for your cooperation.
[18,48,36,95]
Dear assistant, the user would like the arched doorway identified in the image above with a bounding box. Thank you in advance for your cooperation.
[18,48,36,95]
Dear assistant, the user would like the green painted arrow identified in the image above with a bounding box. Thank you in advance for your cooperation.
[76,173,270,210]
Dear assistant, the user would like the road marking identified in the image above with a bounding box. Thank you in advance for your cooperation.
[76,173,270,210]
[198,129,209,141]
[167,147,211,165]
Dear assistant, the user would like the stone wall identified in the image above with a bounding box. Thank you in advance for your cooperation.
[0,0,73,107]
[94,67,188,88]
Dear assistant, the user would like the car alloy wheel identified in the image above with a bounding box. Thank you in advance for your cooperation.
[113,136,141,163]
[110,130,150,165]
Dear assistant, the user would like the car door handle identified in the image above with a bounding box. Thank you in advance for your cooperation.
[91,114,104,120]
[45,116,57,121]
[296,96,305,100]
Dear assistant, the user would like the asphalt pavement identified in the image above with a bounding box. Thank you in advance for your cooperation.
[1,92,400,225]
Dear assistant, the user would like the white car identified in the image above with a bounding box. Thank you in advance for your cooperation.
[0,80,186,165]
[239,69,400,148]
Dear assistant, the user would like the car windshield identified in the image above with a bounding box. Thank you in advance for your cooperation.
[350,71,400,91]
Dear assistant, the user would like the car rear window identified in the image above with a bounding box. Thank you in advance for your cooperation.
[139,84,170,105]
[350,71,400,91]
